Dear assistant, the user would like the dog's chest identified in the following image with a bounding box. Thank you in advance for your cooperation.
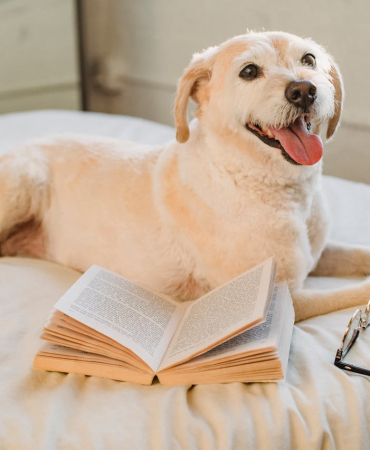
[173,179,329,291]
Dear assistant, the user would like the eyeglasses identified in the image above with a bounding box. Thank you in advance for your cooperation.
[334,299,370,376]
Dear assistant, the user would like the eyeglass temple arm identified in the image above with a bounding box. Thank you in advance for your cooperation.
[334,352,370,376]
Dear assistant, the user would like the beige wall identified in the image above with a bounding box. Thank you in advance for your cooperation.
[83,0,370,184]
[0,0,80,113]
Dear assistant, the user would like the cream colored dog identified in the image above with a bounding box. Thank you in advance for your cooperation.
[1,31,370,322]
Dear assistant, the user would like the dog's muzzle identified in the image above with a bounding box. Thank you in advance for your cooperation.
[285,80,317,111]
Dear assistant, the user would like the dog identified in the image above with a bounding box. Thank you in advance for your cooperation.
[1,31,370,322]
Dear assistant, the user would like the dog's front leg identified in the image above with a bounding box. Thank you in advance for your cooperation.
[292,280,370,322]
[310,241,370,277]
[291,241,370,322]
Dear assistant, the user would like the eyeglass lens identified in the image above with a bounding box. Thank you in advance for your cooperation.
[343,310,362,355]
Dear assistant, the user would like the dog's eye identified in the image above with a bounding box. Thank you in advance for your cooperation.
[301,53,316,67]
[239,64,259,80]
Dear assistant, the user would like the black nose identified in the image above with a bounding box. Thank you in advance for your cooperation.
[285,80,317,110]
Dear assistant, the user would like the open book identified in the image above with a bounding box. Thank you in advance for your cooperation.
[33,257,294,385]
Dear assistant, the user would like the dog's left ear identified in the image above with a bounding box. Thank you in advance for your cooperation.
[326,59,344,140]
[174,50,215,143]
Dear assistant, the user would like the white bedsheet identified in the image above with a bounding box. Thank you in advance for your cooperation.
[0,111,369,449]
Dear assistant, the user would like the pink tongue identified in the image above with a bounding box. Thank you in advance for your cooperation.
[271,117,323,165]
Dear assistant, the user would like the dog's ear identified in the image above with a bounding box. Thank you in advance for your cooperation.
[326,59,344,141]
[174,50,215,143]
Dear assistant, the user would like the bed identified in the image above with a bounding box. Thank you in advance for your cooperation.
[0,110,369,449]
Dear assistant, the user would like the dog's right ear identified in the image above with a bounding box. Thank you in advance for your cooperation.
[174,49,216,143]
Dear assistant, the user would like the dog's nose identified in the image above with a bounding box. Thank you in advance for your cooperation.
[285,80,317,110]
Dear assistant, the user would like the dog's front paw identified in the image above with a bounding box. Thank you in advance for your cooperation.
[359,248,370,276]
[355,280,370,305]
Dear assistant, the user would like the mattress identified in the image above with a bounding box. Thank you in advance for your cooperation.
[0,110,369,449]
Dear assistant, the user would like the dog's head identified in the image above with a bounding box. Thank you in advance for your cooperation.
[174,31,343,172]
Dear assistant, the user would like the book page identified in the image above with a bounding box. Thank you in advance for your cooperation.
[54,266,186,371]
[159,257,275,370]
[177,282,290,368]
[36,342,132,366]
[34,342,155,384]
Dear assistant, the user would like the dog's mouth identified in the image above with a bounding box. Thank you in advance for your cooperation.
[246,115,323,166]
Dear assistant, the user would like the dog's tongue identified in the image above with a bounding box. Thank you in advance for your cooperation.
[271,117,323,165]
